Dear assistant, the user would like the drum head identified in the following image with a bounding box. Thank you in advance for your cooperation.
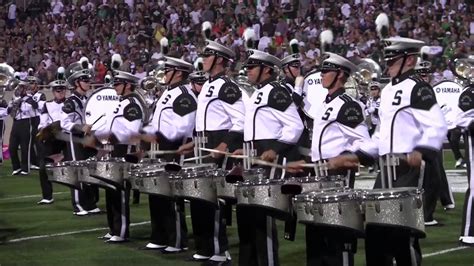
[85,86,120,131]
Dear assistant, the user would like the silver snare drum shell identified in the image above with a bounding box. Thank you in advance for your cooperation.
[311,189,364,235]
[74,160,116,190]
[292,188,345,225]
[46,161,80,189]
[289,175,345,194]
[88,157,128,187]
[362,187,425,237]
[236,178,291,219]
[136,168,172,198]
[176,167,219,204]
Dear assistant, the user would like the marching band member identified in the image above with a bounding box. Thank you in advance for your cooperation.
[190,40,244,264]
[8,79,38,176]
[329,37,447,266]
[94,54,145,243]
[140,56,196,253]
[236,49,303,266]
[188,57,207,95]
[27,69,45,170]
[365,81,381,136]
[287,53,376,266]
[457,82,474,246]
[36,67,68,205]
[62,57,100,216]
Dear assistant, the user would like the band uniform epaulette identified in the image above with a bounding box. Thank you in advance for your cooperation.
[459,85,474,112]
[173,86,197,116]
[410,81,436,111]
[268,82,292,112]
[337,97,364,128]
[218,77,242,104]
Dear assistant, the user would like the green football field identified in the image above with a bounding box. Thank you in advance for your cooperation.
[0,152,473,266]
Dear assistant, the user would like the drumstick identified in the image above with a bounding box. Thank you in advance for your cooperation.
[251,158,287,170]
[90,114,106,127]
[146,150,179,156]
[182,154,212,162]
[198,147,247,158]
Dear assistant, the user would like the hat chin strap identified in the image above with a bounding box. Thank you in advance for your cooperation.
[256,65,265,85]
[287,66,297,81]
[166,69,177,86]
[327,70,341,91]
[395,55,408,78]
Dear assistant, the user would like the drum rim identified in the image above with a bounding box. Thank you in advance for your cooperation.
[312,190,361,203]
[362,187,423,200]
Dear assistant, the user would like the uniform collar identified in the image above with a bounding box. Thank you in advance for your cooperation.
[54,98,66,104]
[285,76,295,87]
[256,75,278,89]
[73,90,87,100]
[325,87,345,103]
[208,71,226,82]
[392,69,415,85]
[168,80,188,90]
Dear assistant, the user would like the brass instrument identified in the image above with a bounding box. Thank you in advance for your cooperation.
[453,57,473,81]
[345,58,383,100]
[234,69,255,97]
[0,63,17,100]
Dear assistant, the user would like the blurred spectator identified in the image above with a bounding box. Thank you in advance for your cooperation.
[0,0,470,85]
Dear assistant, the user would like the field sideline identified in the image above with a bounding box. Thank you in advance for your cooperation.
[0,152,473,266]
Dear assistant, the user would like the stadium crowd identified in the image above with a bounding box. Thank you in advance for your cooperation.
[0,0,472,85]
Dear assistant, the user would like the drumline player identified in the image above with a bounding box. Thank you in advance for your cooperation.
[457,82,474,246]
[184,40,244,264]
[329,37,447,266]
[287,53,376,266]
[93,54,145,243]
[234,49,303,266]
[139,56,196,253]
[62,57,101,216]
[36,67,68,205]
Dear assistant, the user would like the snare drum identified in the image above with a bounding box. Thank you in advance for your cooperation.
[362,187,425,237]
[311,190,364,235]
[235,178,291,219]
[216,168,265,201]
[135,168,172,197]
[88,157,128,187]
[292,188,344,225]
[172,164,218,204]
[46,161,80,189]
[75,160,115,189]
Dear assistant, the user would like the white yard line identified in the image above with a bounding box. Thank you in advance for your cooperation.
[423,246,470,258]
[4,215,193,244]
[0,192,68,201]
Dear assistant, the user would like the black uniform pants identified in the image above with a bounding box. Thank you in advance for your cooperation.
[448,128,464,161]
[237,205,279,266]
[190,199,228,257]
[461,129,474,237]
[30,116,40,166]
[106,185,130,238]
[148,195,188,248]
[305,225,357,266]
[0,119,4,162]
[65,139,98,212]
[438,152,455,207]
[370,159,423,266]
[9,119,33,172]
[37,139,66,200]
[105,145,132,238]
[365,226,421,266]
